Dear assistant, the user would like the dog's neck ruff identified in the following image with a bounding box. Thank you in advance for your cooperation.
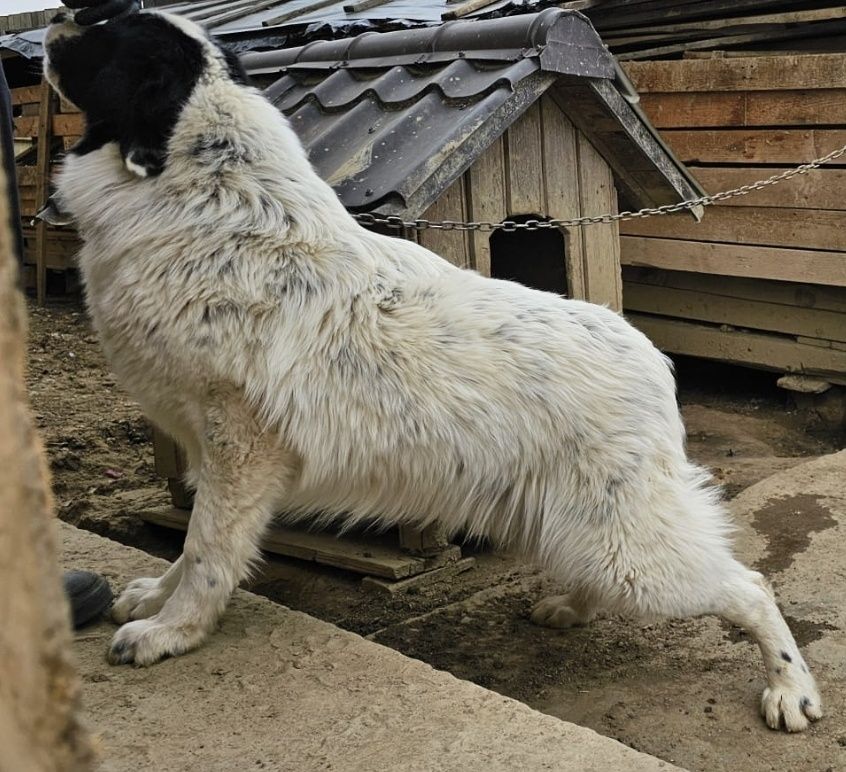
[59,74,353,254]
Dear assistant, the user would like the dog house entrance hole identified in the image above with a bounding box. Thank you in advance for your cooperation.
[490,214,567,295]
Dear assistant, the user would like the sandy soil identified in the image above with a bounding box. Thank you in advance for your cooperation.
[27,297,846,772]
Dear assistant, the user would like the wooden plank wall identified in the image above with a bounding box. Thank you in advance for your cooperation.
[422,95,622,310]
[12,83,83,298]
[620,54,846,383]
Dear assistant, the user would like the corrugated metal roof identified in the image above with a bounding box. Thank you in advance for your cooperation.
[242,9,701,216]
[0,5,701,217]
[156,0,520,34]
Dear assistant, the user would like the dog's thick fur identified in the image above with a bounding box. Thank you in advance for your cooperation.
[45,10,821,730]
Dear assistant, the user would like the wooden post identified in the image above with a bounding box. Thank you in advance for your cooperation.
[34,76,54,306]
[0,111,93,770]
[399,524,450,556]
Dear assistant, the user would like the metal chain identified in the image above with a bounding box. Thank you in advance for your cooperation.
[353,143,846,232]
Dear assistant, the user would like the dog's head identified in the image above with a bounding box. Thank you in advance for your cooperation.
[44,11,248,177]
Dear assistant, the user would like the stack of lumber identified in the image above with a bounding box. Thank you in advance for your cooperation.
[12,82,83,300]
[619,54,846,385]
[577,1,846,60]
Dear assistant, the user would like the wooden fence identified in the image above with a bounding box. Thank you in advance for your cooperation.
[620,54,846,385]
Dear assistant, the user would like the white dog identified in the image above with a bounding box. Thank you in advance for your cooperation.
[44,10,821,731]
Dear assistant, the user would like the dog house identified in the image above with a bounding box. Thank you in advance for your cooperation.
[149,9,703,584]
[240,9,702,308]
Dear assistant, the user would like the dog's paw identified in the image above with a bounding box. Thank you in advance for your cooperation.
[530,595,591,629]
[761,681,823,732]
[108,618,201,666]
[111,577,170,624]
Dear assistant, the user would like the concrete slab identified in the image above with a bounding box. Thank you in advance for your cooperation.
[367,451,846,771]
[59,523,681,772]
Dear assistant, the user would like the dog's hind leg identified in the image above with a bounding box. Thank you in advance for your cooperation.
[709,567,822,731]
[635,549,822,731]
[531,587,597,629]
[559,465,823,732]
[108,401,294,666]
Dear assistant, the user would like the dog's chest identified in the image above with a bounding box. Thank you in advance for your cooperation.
[81,245,205,409]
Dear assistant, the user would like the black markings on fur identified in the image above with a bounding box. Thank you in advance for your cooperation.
[195,556,202,564]
[800,696,811,709]
[802,664,809,674]
[47,14,205,175]
[259,194,274,215]
[216,42,250,85]
[208,577,217,588]
[192,136,252,166]
[781,651,793,663]
[202,306,211,324]
[776,667,782,675]
[377,287,403,313]
[606,476,624,495]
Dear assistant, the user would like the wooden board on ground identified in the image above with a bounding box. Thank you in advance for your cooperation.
[141,507,462,581]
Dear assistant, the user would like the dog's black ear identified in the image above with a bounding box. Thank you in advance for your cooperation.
[113,30,206,176]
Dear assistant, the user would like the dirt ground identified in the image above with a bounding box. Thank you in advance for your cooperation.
[27,297,846,772]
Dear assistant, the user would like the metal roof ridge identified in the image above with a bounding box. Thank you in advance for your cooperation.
[241,8,614,79]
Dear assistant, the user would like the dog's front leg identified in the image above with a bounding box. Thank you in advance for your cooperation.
[108,405,290,666]
[110,555,185,623]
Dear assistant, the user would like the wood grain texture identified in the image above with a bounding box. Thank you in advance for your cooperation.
[621,236,846,287]
[624,54,846,93]
[623,282,846,342]
[640,89,846,128]
[419,176,471,269]
[14,112,84,139]
[622,266,846,314]
[539,95,583,299]
[505,101,545,216]
[467,134,506,277]
[689,167,846,211]
[142,508,433,580]
[577,133,622,310]
[627,313,846,384]
[660,128,846,164]
[620,206,846,252]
